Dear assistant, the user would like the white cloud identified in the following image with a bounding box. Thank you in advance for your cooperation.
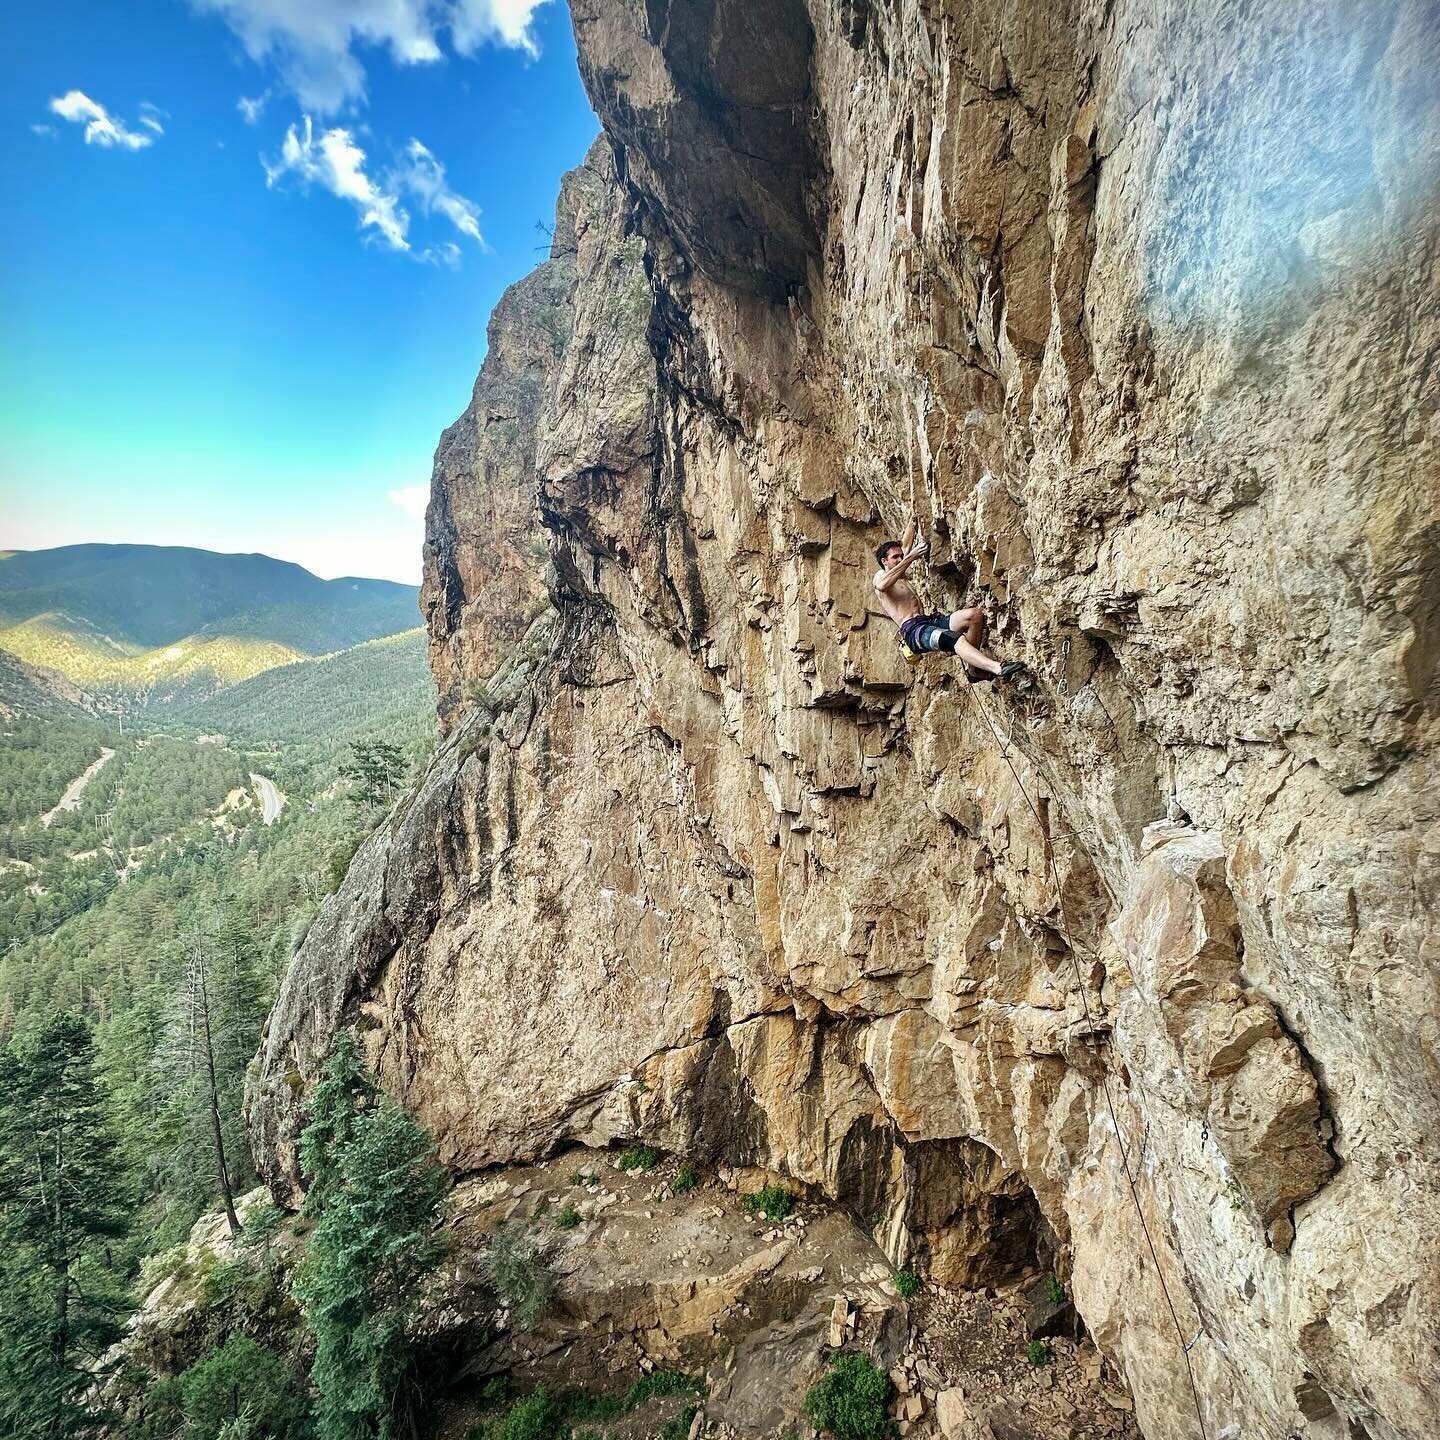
[421,241,462,268]
[48,90,155,150]
[190,0,441,112]
[387,484,430,518]
[392,139,485,248]
[30,123,57,138]
[237,91,269,125]
[139,101,167,134]
[450,0,547,59]
[187,0,549,112]
[264,116,410,251]
[265,122,483,264]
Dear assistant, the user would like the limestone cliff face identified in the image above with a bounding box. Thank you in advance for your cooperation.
[249,3,1440,1439]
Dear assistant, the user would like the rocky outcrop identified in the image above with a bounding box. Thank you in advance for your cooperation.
[249,2,1440,1439]
[421,146,615,727]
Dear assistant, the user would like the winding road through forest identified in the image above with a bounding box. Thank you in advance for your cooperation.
[41,747,115,827]
[250,772,286,825]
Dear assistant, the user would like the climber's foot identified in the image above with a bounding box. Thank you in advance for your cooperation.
[996,660,1028,686]
[964,665,996,684]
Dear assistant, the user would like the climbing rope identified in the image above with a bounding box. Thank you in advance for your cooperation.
[965,678,1211,1440]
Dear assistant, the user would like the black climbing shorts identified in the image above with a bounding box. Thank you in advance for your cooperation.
[899,612,951,653]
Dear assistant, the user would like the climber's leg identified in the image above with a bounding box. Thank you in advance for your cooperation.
[938,606,1005,680]
[948,607,985,649]
[951,634,1003,677]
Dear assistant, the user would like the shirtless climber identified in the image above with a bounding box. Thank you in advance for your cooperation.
[872,519,1026,683]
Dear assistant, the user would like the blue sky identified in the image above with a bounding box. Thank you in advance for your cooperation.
[0,1,599,583]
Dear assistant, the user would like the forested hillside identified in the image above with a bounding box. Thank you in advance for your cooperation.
[177,628,434,792]
[0,609,436,1426]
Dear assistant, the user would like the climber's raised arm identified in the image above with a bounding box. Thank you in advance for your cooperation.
[873,535,927,594]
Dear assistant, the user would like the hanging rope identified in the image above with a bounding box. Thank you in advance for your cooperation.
[965,678,1211,1440]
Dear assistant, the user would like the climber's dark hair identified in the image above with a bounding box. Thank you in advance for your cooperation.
[876,540,902,565]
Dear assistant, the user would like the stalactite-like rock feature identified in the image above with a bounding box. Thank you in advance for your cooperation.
[249,2,1440,1437]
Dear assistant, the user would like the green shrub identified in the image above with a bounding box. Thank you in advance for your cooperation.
[481,1372,702,1440]
[325,837,362,895]
[660,1404,699,1440]
[195,1252,261,1311]
[568,1170,597,1188]
[671,1163,698,1196]
[131,1376,185,1440]
[804,1354,894,1440]
[478,1375,511,1409]
[465,680,498,714]
[617,1146,660,1173]
[238,1200,287,1256]
[623,1372,699,1407]
[296,1031,377,1218]
[563,1391,624,1425]
[893,1271,920,1299]
[484,1225,551,1327]
[556,1373,699,1436]
[555,1204,581,1230]
[1027,1340,1052,1367]
[176,1334,309,1440]
[135,1243,190,1296]
[1045,1273,1066,1306]
[740,1185,794,1223]
[493,1386,568,1440]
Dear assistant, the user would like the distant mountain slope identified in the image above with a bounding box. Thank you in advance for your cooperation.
[0,544,417,649]
[177,628,434,745]
[0,647,91,722]
[0,545,421,710]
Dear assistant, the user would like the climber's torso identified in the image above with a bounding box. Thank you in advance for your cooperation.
[873,572,925,627]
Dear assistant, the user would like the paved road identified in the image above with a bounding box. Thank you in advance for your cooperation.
[41,747,115,828]
[250,772,286,825]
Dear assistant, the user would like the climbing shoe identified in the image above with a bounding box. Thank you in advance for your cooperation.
[996,661,1029,685]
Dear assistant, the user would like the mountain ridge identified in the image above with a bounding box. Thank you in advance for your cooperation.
[0,544,422,712]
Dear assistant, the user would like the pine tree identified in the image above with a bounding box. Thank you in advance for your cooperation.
[175,1333,309,1440]
[338,741,406,812]
[293,1035,447,1440]
[0,1012,128,1438]
[98,986,168,1189]
[297,1030,376,1217]
[151,916,268,1236]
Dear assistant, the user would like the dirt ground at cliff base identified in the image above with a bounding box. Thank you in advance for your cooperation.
[425,1150,1142,1440]
[901,1288,1141,1440]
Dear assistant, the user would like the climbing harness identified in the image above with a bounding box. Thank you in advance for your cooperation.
[966,680,1212,1440]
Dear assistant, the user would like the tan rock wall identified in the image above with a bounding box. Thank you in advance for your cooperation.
[251,2,1440,1438]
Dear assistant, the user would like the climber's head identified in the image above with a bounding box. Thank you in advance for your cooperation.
[876,540,903,569]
